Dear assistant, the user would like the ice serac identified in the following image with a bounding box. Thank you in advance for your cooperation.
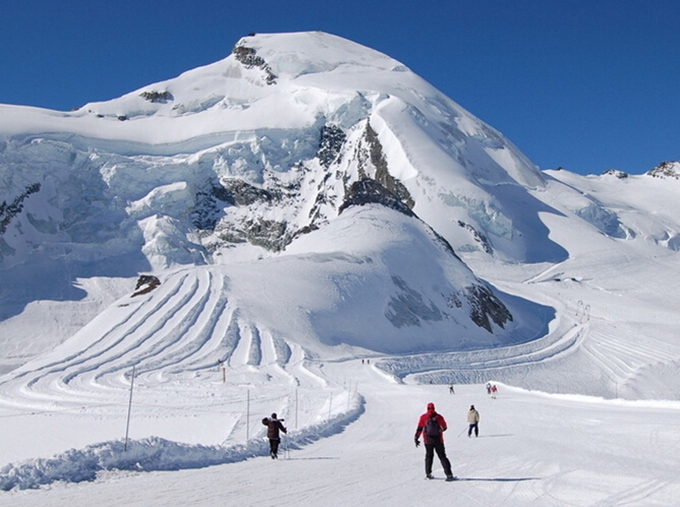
[0,31,555,360]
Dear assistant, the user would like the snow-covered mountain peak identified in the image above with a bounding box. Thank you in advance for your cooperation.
[647,160,680,179]
[234,31,405,78]
[3,32,680,503]
[6,31,680,369]
[77,31,407,125]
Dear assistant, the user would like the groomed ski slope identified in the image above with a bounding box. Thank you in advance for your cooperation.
[2,181,680,504]
[1,360,679,507]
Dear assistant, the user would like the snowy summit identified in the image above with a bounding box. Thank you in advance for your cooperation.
[1,31,680,505]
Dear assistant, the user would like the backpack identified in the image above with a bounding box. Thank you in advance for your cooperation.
[425,414,442,439]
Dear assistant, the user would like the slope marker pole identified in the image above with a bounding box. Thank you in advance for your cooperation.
[124,365,136,451]
[246,389,250,442]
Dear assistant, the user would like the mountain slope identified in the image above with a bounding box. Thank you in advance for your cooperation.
[2,31,680,504]
[1,31,680,398]
[0,31,558,364]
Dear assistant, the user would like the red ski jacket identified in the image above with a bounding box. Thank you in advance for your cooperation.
[415,410,448,444]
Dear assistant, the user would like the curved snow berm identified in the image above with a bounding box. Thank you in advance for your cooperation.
[0,394,365,491]
[0,31,552,361]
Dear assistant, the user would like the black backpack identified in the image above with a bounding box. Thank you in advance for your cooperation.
[425,414,442,439]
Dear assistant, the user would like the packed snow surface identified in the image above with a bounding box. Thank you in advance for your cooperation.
[1,31,680,505]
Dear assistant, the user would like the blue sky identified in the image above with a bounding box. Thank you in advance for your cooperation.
[2,0,678,175]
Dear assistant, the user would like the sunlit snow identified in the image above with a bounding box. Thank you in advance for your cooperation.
[1,31,679,506]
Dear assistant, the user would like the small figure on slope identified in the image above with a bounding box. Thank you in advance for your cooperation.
[414,402,456,481]
[262,413,287,459]
[467,404,480,437]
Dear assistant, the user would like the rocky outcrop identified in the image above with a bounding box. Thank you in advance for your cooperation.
[132,275,161,297]
[140,91,174,103]
[359,122,414,209]
[601,169,628,179]
[647,161,680,179]
[339,179,414,217]
[232,43,277,85]
[318,124,346,168]
[0,183,40,235]
[457,220,492,254]
[464,284,513,333]
[385,276,514,334]
[220,179,276,206]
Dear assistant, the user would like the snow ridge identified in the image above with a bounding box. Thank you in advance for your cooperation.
[0,392,365,491]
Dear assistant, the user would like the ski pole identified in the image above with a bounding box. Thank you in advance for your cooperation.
[457,425,468,438]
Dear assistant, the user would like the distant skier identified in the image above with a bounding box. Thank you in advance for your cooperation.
[449,384,455,394]
[467,405,480,437]
[486,382,492,395]
[262,413,287,459]
[491,385,498,399]
[414,402,455,481]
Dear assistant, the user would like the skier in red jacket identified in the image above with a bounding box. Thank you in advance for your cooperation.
[414,402,455,481]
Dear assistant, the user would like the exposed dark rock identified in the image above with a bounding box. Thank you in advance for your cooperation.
[339,179,414,217]
[429,228,461,260]
[0,183,41,235]
[457,220,492,253]
[140,91,174,103]
[213,217,291,252]
[362,122,414,209]
[464,284,513,333]
[318,124,346,168]
[243,219,289,251]
[191,183,232,231]
[647,161,680,179]
[232,44,277,85]
[221,179,276,206]
[132,275,161,297]
[293,223,319,239]
[214,228,248,245]
[601,169,628,179]
[443,292,463,309]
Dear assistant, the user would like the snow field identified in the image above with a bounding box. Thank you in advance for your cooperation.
[2,30,680,506]
[1,368,679,506]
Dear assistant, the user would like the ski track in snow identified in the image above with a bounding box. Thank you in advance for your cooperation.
[0,259,678,503]
[1,253,679,503]
[0,266,369,490]
[0,263,584,413]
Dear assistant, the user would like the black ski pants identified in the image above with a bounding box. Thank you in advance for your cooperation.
[468,423,479,437]
[269,438,280,457]
[424,441,452,476]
